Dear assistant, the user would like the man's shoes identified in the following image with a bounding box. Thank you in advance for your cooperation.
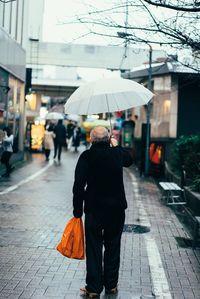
[9,166,15,172]
[105,287,118,294]
[80,287,100,298]
[1,172,10,178]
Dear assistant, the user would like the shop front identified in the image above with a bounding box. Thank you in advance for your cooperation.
[0,71,25,153]
[8,76,24,138]
[0,27,26,153]
[0,67,9,129]
[149,142,165,176]
[25,120,45,152]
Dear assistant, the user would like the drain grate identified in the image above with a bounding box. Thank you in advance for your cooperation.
[175,236,194,248]
[123,224,150,234]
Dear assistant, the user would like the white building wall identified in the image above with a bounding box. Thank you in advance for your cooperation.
[1,1,23,43]
[0,27,26,149]
[0,0,45,49]
[16,0,23,43]
[22,0,45,50]
[0,2,3,27]
[0,0,28,150]
[134,74,178,139]
[3,1,11,31]
[11,1,17,40]
[28,0,44,40]
[0,27,25,82]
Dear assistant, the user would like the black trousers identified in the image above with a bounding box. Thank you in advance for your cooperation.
[85,209,125,294]
[54,143,62,160]
[44,149,50,160]
[1,151,12,174]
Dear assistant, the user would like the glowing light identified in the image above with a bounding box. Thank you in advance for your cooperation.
[164,99,171,113]
[34,120,39,125]
[88,114,99,120]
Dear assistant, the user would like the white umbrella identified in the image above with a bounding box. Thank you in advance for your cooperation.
[66,114,80,122]
[46,112,64,120]
[65,77,153,115]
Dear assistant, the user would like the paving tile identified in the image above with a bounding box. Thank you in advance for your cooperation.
[0,153,199,299]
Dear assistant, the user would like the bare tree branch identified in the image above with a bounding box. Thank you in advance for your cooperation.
[61,0,200,60]
[143,0,200,12]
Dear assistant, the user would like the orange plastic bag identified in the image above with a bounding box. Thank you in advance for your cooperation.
[151,146,162,164]
[56,217,85,260]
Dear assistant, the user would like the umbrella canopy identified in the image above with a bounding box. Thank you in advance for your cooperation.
[46,112,64,120]
[65,77,153,115]
[66,114,80,122]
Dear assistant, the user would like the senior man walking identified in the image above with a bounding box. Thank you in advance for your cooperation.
[72,126,133,298]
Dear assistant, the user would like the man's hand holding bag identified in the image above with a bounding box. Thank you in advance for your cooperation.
[56,217,85,260]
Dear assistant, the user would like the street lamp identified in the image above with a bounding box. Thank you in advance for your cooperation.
[144,44,152,177]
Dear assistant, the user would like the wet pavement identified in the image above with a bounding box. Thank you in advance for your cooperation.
[0,147,200,299]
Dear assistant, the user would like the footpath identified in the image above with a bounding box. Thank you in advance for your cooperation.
[0,149,199,299]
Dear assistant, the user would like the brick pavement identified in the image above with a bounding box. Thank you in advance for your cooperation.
[0,148,199,299]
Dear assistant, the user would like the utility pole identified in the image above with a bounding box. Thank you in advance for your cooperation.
[144,44,152,176]
[116,31,153,175]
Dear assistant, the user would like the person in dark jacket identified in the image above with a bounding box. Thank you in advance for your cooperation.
[72,126,133,298]
[1,126,14,177]
[72,122,81,152]
[66,120,75,150]
[53,119,66,161]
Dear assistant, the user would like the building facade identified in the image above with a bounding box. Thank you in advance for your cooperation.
[0,0,26,150]
[0,0,45,151]
[123,61,200,175]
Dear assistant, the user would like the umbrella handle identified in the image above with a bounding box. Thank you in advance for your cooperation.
[106,97,112,134]
[108,113,112,135]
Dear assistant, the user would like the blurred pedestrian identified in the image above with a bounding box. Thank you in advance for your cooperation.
[53,119,66,161]
[72,126,133,298]
[72,122,81,152]
[43,123,55,161]
[80,127,88,149]
[66,120,75,150]
[0,126,14,177]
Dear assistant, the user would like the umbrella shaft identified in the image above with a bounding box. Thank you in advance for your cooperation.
[108,114,112,134]
[106,97,112,134]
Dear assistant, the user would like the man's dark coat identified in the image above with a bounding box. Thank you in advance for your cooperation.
[73,142,133,218]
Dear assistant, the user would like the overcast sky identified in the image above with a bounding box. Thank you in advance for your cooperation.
[42,0,119,45]
[42,1,190,81]
[42,0,132,80]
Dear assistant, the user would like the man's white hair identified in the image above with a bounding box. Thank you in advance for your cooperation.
[90,126,109,143]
